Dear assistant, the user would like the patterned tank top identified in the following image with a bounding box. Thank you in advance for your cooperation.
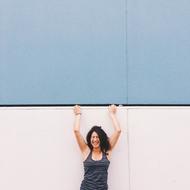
[80,151,110,190]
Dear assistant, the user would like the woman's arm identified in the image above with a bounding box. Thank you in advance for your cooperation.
[108,104,121,150]
[73,105,88,154]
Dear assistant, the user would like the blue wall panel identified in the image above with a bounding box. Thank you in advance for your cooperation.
[1,0,190,104]
[127,0,190,104]
[0,0,127,104]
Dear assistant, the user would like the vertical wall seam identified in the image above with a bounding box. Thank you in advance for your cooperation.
[124,2,131,188]
[125,0,129,104]
[126,107,132,190]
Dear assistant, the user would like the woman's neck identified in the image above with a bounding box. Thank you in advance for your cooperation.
[92,147,101,153]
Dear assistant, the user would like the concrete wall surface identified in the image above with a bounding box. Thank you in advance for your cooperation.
[0,106,129,190]
[0,106,190,190]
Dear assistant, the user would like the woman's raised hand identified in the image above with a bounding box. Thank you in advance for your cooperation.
[108,104,117,115]
[108,104,121,150]
[73,105,82,116]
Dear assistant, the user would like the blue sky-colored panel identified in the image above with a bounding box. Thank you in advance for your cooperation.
[0,0,126,104]
[127,0,190,104]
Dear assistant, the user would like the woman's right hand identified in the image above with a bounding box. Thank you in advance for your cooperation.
[108,104,117,116]
[73,105,81,116]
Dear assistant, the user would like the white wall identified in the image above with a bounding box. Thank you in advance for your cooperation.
[0,107,129,190]
[1,106,190,190]
[128,107,190,190]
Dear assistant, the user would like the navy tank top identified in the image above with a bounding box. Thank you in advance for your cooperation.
[80,151,110,190]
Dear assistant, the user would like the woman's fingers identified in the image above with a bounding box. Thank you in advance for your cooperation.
[74,105,81,115]
[108,104,117,114]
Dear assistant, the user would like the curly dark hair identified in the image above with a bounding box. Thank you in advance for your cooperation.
[86,126,111,154]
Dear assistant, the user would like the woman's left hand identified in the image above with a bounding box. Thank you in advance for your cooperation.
[108,104,117,115]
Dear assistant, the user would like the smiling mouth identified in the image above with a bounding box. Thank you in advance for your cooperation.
[92,142,99,146]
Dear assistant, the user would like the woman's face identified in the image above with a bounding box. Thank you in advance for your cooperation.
[91,131,100,149]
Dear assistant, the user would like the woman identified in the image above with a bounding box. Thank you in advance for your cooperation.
[73,104,121,190]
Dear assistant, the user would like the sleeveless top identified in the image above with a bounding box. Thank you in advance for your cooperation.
[80,151,110,190]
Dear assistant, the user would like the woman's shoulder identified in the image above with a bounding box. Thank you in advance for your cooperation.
[82,147,91,161]
[105,150,112,161]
